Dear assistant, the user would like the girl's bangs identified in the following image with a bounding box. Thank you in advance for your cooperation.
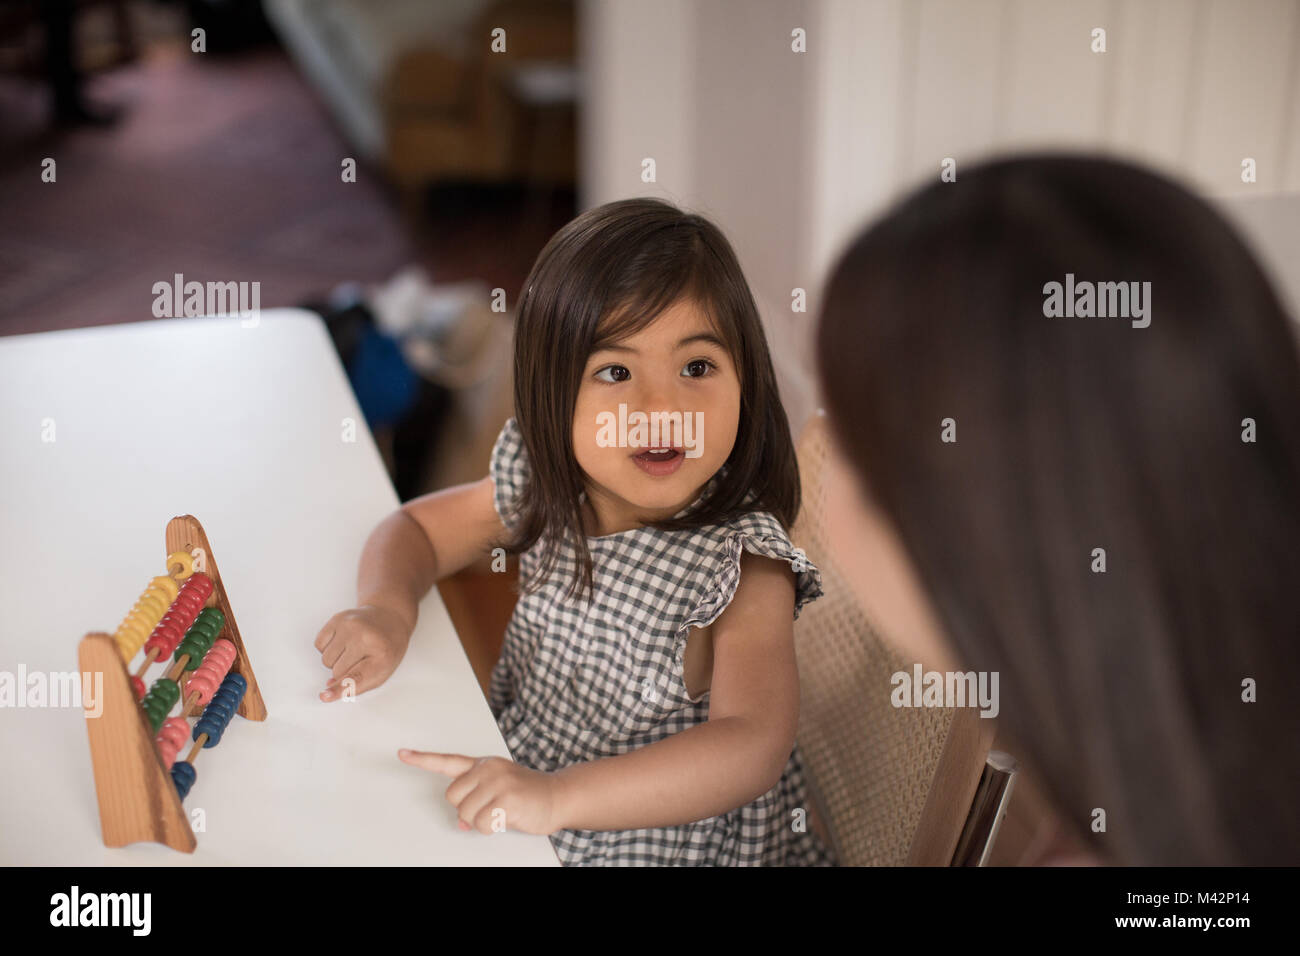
[589,278,735,361]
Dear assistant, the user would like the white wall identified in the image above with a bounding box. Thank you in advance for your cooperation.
[579,0,698,207]
[580,0,1300,430]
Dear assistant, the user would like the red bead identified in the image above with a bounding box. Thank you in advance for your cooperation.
[131,675,146,700]
[145,621,184,656]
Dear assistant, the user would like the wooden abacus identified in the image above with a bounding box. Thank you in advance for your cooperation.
[78,515,267,852]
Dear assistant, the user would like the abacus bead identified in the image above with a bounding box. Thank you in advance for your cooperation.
[159,716,188,748]
[142,704,166,733]
[166,551,194,579]
[207,638,238,670]
[144,621,184,658]
[149,677,179,705]
[155,717,189,769]
[186,639,238,708]
[171,761,196,801]
[113,616,148,660]
[157,738,179,769]
[146,574,208,658]
[171,597,200,618]
[175,579,206,609]
[175,608,224,670]
[151,575,180,602]
[140,678,180,732]
[113,576,178,662]
[130,675,145,700]
[156,614,186,633]
[175,644,206,672]
[138,592,169,619]
[193,673,246,747]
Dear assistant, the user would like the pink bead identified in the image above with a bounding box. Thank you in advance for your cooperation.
[185,673,213,707]
[185,639,238,708]
[157,738,180,769]
[156,717,189,769]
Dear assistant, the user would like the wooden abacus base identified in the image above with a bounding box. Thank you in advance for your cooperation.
[79,515,266,852]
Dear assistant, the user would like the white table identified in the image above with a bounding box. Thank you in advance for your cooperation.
[0,310,559,865]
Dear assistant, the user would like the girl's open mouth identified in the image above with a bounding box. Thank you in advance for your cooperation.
[631,447,685,476]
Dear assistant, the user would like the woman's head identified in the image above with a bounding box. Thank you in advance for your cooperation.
[815,154,1300,865]
[505,197,800,599]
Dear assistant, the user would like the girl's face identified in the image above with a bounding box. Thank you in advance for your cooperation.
[573,297,741,535]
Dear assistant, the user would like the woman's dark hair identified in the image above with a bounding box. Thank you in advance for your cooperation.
[816,154,1300,866]
[500,197,800,602]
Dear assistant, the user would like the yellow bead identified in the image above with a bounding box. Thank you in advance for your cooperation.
[151,575,180,602]
[115,628,141,660]
[138,592,169,619]
[114,576,178,663]
[166,551,194,580]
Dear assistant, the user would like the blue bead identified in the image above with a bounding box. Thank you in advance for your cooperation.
[193,673,248,747]
[171,761,196,801]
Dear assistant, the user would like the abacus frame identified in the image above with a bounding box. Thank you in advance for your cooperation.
[78,515,267,852]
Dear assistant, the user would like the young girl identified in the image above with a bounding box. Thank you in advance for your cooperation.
[315,198,837,866]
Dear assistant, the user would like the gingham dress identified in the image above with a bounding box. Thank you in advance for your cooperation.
[487,417,838,866]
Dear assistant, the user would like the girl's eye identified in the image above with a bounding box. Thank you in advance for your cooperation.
[682,358,717,378]
[594,365,630,384]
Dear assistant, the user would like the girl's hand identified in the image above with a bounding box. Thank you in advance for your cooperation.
[314,604,413,701]
[399,750,563,836]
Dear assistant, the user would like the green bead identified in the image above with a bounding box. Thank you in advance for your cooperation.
[140,678,179,732]
[175,643,203,670]
[175,608,223,669]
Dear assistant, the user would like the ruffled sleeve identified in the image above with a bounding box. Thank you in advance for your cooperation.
[676,512,824,643]
[489,416,530,535]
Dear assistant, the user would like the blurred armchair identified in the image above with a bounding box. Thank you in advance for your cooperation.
[263,0,576,201]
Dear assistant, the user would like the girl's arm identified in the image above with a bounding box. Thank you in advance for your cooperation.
[550,551,802,830]
[357,476,506,623]
[316,476,507,699]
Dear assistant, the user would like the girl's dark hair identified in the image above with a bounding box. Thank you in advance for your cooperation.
[500,197,800,602]
[815,154,1300,866]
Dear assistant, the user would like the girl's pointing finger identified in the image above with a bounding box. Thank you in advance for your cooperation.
[398,750,477,777]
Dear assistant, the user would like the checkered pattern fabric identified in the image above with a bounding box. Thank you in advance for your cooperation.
[488,417,838,866]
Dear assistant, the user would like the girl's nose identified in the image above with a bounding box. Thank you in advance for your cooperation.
[630,380,678,416]
[637,368,701,409]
